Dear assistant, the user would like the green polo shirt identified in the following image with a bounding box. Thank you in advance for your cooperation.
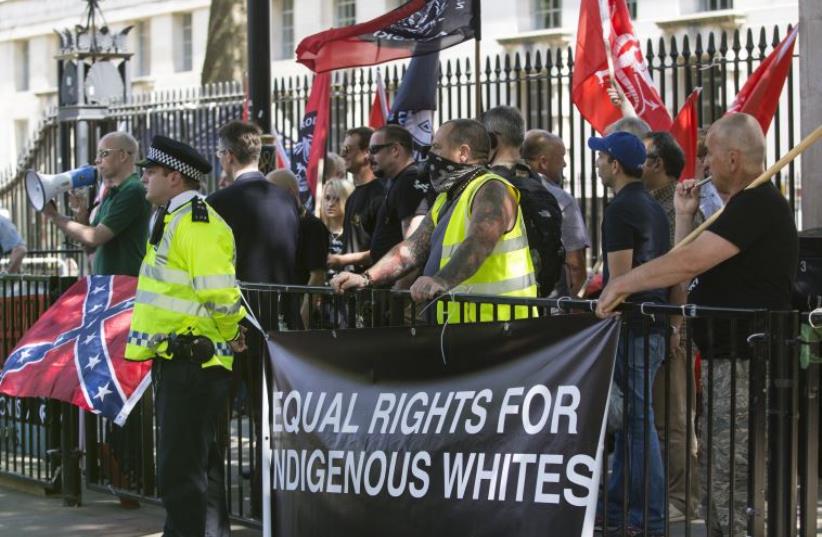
[91,173,151,276]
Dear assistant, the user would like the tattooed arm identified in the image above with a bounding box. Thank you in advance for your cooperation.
[435,180,515,288]
[331,214,435,292]
[408,180,515,302]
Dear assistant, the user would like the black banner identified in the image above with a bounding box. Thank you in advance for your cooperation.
[266,314,619,537]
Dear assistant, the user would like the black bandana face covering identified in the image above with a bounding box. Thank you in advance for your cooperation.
[423,153,481,193]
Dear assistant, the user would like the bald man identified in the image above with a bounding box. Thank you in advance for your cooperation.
[597,113,798,537]
[522,130,590,296]
[268,168,329,327]
[267,168,327,288]
[43,131,151,276]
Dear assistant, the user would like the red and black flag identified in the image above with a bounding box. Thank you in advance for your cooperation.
[296,0,480,73]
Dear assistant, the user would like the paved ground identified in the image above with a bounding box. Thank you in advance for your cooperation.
[0,481,819,536]
[0,485,261,537]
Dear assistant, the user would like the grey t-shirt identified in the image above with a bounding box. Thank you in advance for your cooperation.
[0,216,24,253]
[541,179,590,296]
[542,179,590,253]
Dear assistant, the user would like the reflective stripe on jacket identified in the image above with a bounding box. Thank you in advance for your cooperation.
[125,198,246,369]
[430,172,537,323]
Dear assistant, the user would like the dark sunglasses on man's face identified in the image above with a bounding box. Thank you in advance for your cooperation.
[368,143,395,155]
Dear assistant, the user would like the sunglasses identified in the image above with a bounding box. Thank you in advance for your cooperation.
[368,143,396,155]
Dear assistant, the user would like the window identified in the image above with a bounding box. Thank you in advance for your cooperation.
[134,20,151,77]
[15,40,30,92]
[14,119,29,158]
[626,0,637,19]
[281,0,294,58]
[701,0,732,10]
[534,0,561,30]
[174,13,193,72]
[334,0,356,27]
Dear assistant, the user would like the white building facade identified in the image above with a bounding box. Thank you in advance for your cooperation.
[0,0,800,169]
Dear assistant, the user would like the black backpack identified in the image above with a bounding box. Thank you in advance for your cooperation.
[491,163,566,297]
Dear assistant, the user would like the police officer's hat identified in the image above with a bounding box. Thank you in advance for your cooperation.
[137,135,212,181]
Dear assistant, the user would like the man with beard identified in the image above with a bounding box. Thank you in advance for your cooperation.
[367,125,433,288]
[331,119,536,323]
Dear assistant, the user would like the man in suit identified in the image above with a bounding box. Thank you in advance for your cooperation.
[206,120,300,517]
[208,120,299,287]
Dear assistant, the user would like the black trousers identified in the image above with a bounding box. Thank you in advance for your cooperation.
[153,358,231,537]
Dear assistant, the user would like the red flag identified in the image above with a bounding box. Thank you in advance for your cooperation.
[572,0,622,135]
[272,129,291,170]
[293,73,331,207]
[671,88,702,181]
[573,0,671,134]
[607,0,671,131]
[727,25,798,134]
[0,276,151,425]
[296,0,479,73]
[369,71,390,129]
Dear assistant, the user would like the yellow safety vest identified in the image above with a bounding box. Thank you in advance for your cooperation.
[125,197,246,370]
[430,172,537,323]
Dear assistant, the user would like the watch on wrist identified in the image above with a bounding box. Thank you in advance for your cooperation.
[361,271,373,288]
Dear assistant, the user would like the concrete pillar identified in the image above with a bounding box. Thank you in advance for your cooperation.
[800,0,822,230]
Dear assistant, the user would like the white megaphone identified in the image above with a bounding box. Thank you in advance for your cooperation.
[25,165,97,212]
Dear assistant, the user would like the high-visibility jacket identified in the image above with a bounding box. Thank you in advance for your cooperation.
[430,172,537,323]
[125,197,246,370]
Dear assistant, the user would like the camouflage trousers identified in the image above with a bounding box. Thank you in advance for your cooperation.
[699,359,750,537]
[653,340,700,516]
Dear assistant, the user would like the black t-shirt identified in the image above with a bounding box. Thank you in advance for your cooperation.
[369,163,434,261]
[295,211,329,286]
[602,181,670,304]
[327,230,344,281]
[689,183,798,356]
[342,179,387,267]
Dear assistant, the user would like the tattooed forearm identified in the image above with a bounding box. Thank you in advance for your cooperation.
[367,214,434,284]
[435,181,512,288]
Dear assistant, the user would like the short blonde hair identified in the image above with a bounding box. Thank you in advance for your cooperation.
[320,178,354,228]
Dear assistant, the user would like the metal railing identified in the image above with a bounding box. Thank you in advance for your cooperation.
[0,280,818,534]
[0,25,802,261]
[0,276,77,493]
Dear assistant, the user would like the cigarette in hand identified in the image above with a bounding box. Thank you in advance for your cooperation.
[686,176,712,192]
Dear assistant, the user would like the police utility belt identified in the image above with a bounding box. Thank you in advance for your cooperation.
[167,333,215,363]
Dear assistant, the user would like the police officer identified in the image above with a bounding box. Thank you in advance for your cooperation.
[125,136,247,537]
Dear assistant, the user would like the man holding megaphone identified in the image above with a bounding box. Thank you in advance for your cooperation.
[42,132,151,277]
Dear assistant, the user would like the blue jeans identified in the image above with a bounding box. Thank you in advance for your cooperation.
[604,327,666,533]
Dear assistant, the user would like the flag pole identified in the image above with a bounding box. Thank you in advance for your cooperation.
[473,0,482,116]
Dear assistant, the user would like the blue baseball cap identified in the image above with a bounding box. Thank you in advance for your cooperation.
[587,131,647,174]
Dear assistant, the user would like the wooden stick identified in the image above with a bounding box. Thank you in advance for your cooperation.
[673,123,822,251]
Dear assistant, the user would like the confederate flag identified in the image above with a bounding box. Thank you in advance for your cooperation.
[0,276,151,426]
[296,0,480,73]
